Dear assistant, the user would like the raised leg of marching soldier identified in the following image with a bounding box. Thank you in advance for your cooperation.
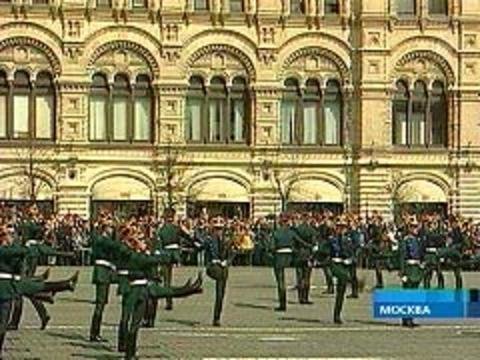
[163,264,173,310]
[90,283,110,342]
[322,266,334,294]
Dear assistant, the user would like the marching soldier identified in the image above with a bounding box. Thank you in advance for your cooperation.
[422,219,445,289]
[316,216,334,294]
[155,208,194,312]
[89,214,119,342]
[204,216,234,326]
[117,225,202,359]
[293,214,317,304]
[270,214,306,312]
[366,216,387,289]
[440,217,466,289]
[318,217,356,324]
[398,218,424,328]
[346,217,363,299]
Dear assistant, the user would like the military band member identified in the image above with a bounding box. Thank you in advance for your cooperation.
[204,216,234,326]
[398,219,424,328]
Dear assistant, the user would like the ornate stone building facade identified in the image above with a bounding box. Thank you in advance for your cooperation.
[0,0,478,220]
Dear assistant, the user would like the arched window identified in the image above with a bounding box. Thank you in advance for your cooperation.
[392,80,408,146]
[397,0,416,17]
[35,72,55,140]
[429,0,447,16]
[323,79,342,145]
[134,74,153,142]
[89,73,109,141]
[430,81,447,146]
[324,0,340,14]
[0,71,7,138]
[185,75,250,144]
[392,79,448,147]
[230,77,248,143]
[89,72,153,143]
[281,78,300,145]
[185,76,205,143]
[281,77,343,146]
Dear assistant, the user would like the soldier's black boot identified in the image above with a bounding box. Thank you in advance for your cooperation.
[8,298,22,330]
[275,290,287,311]
[333,282,346,324]
[375,266,384,289]
[89,303,107,342]
[43,271,80,295]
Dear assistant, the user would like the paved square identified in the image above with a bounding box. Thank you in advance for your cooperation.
[4,267,480,359]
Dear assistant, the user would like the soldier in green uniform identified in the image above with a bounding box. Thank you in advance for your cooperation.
[398,218,424,328]
[316,218,356,324]
[155,209,194,312]
[204,216,235,326]
[293,214,317,304]
[89,215,119,342]
[316,216,334,294]
[270,214,307,312]
[346,218,363,299]
[116,225,202,360]
[439,218,466,290]
[422,219,446,289]
[0,225,78,359]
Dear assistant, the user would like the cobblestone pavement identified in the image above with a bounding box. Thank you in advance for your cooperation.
[4,266,480,359]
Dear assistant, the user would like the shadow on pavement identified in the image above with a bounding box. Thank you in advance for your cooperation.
[350,319,400,327]
[279,317,330,325]
[234,302,272,310]
[162,318,202,326]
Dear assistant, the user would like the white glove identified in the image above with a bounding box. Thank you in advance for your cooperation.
[312,245,319,252]
[221,260,228,267]
[401,276,408,283]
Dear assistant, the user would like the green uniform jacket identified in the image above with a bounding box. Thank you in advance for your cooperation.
[156,223,190,264]
[91,232,119,285]
[0,244,28,300]
[271,226,302,268]
[293,223,317,266]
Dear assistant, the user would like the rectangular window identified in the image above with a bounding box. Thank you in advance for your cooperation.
[324,0,339,14]
[0,96,6,138]
[186,98,202,142]
[89,96,107,141]
[429,0,447,15]
[231,99,244,142]
[303,102,317,144]
[324,101,340,145]
[209,100,224,142]
[230,0,243,12]
[281,101,296,144]
[397,0,416,16]
[113,97,128,141]
[194,0,208,11]
[35,95,53,139]
[291,0,304,14]
[96,0,111,7]
[13,95,29,139]
[411,101,426,145]
[131,0,146,8]
[134,97,151,141]
[393,102,408,145]
[430,98,445,146]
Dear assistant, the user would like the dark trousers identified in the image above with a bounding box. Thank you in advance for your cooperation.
[332,263,350,322]
[125,291,148,360]
[349,263,358,297]
[0,299,12,358]
[295,265,312,303]
[273,265,287,309]
[424,264,445,289]
[89,283,110,339]
[453,266,463,289]
[118,296,128,352]
[162,264,173,310]
[374,260,384,288]
[206,264,229,323]
[9,296,49,329]
[323,266,334,293]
